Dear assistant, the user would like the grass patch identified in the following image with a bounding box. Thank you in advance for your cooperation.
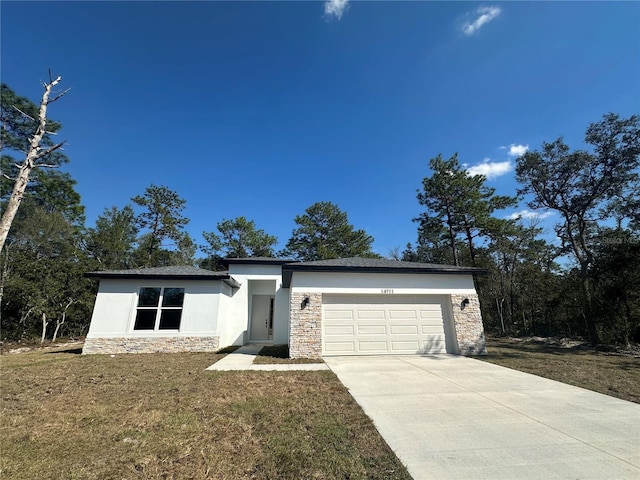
[0,349,409,480]
[480,337,640,404]
[253,344,323,364]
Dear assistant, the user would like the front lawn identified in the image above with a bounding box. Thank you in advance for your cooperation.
[0,347,410,480]
[480,337,640,404]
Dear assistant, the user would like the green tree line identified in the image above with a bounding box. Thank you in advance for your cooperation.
[1,81,638,345]
[406,113,639,345]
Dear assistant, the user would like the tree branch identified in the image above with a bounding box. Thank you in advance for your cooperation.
[12,106,36,122]
[47,88,71,104]
[33,140,65,162]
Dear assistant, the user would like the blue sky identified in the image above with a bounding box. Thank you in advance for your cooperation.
[2,1,639,257]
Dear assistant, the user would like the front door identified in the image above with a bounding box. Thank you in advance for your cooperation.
[250,295,273,341]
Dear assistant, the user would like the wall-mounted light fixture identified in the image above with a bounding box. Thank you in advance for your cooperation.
[301,296,310,309]
[461,298,470,310]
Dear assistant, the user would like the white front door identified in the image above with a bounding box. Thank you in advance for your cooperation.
[250,295,273,341]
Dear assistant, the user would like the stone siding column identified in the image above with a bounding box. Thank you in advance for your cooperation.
[289,292,323,359]
[450,294,487,355]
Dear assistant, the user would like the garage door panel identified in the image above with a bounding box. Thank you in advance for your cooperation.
[358,325,387,335]
[357,310,386,319]
[390,325,419,335]
[422,325,445,334]
[423,334,445,343]
[325,325,355,335]
[419,304,442,311]
[324,342,356,353]
[325,310,353,320]
[358,341,388,351]
[390,341,421,352]
[388,310,418,319]
[322,295,448,356]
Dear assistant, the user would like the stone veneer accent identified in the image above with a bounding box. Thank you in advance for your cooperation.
[450,293,487,355]
[289,292,323,359]
[82,336,220,355]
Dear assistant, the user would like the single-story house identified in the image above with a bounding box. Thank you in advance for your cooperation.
[82,257,487,358]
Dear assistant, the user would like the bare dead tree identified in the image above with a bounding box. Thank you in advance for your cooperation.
[0,73,69,253]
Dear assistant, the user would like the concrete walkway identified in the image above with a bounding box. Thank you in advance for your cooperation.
[324,355,640,480]
[205,344,329,371]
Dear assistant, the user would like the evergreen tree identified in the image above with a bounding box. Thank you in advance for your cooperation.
[282,202,376,261]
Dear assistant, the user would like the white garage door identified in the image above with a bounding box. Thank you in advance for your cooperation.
[322,294,448,355]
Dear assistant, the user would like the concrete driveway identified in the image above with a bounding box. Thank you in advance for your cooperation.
[324,355,640,480]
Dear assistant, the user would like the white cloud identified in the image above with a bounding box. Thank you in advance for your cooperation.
[466,159,512,179]
[462,6,502,36]
[324,0,349,20]
[508,144,529,157]
[507,209,554,221]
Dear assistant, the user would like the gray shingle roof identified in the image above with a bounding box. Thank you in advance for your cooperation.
[284,257,486,272]
[280,257,486,288]
[86,258,485,289]
[85,265,236,281]
[219,257,294,266]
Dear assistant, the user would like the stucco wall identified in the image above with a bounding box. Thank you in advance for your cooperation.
[83,278,228,354]
[215,282,243,347]
[86,279,223,337]
[290,271,478,294]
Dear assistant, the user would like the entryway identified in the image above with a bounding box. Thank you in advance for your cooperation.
[249,294,274,341]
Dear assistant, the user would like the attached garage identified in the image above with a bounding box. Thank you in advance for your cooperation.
[284,258,487,358]
[322,294,450,355]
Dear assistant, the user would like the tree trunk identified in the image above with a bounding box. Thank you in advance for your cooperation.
[52,319,62,343]
[0,247,9,324]
[446,221,459,266]
[40,311,49,344]
[0,76,65,253]
[580,262,599,345]
[52,299,75,342]
[19,307,34,339]
[464,226,477,266]
[496,297,506,333]
[441,204,459,266]
[621,291,632,347]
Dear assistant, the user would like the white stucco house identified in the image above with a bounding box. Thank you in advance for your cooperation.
[83,257,487,358]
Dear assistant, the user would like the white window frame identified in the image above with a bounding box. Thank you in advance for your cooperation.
[132,287,184,331]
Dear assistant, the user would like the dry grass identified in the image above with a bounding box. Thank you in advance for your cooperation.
[253,344,323,364]
[480,337,640,404]
[0,346,410,480]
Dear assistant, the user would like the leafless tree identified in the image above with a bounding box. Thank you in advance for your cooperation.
[0,73,69,253]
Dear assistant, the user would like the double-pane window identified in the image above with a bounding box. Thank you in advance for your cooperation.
[134,287,184,330]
